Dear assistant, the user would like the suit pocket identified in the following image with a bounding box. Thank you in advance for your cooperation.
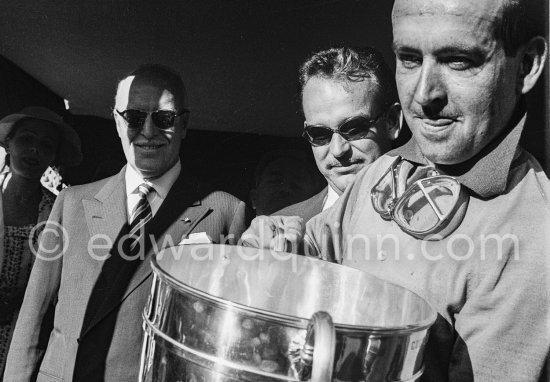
[37,369,64,381]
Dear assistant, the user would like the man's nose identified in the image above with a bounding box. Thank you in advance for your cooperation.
[140,114,158,138]
[413,60,447,108]
[329,132,351,158]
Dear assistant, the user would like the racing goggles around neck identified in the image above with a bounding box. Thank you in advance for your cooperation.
[115,109,188,130]
[370,156,469,240]
[303,113,382,147]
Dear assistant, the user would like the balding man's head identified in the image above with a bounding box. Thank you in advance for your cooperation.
[115,64,188,111]
[114,64,189,179]
[392,0,545,56]
[392,0,547,165]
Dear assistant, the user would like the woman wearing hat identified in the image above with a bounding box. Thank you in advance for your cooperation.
[0,106,82,375]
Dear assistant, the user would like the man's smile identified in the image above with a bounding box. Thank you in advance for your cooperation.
[134,142,165,151]
[329,160,363,173]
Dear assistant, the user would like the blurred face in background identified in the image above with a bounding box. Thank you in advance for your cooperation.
[303,76,398,194]
[7,119,60,180]
[251,155,322,215]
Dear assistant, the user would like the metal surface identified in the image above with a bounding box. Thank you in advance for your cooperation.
[140,244,437,381]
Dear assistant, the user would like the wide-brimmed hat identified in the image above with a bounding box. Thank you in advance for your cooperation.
[0,106,82,167]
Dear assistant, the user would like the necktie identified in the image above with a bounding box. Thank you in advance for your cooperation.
[128,183,154,255]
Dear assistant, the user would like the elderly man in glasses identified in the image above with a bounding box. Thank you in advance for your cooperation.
[5,64,250,381]
[243,0,549,380]
[271,46,402,223]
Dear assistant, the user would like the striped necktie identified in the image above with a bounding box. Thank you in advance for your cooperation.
[128,183,154,255]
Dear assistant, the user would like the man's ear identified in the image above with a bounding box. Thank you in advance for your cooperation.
[385,103,402,141]
[113,110,125,139]
[518,36,548,95]
[181,111,190,140]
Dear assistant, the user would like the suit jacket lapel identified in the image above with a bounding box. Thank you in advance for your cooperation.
[304,187,328,222]
[312,187,328,213]
[83,169,128,258]
[79,169,129,338]
[80,171,211,339]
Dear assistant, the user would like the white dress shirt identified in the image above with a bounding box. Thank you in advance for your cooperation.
[322,185,339,211]
[124,160,181,222]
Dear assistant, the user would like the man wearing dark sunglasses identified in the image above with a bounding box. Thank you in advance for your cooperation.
[5,64,250,381]
[242,0,549,380]
[274,47,402,222]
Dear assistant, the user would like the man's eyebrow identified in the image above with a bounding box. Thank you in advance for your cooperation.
[392,43,488,60]
[434,46,487,56]
[433,46,489,62]
[392,43,419,54]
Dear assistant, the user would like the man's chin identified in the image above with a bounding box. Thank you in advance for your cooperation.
[328,174,355,194]
[420,144,475,166]
[131,161,168,179]
[413,130,484,165]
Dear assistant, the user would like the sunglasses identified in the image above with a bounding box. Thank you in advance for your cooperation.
[303,114,382,147]
[370,156,469,240]
[115,109,188,130]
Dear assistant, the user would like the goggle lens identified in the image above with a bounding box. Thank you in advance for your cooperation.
[371,167,396,219]
[394,177,460,233]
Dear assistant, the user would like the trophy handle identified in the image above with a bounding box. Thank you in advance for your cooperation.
[300,311,336,382]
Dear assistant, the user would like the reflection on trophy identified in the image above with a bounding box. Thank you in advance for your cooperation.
[139,245,436,381]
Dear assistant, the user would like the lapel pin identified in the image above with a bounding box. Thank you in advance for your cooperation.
[183,217,191,223]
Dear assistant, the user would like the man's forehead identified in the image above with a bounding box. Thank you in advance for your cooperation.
[392,0,503,22]
[115,75,179,108]
[304,77,379,103]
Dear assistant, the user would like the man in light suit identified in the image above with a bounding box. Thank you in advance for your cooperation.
[274,47,402,222]
[5,65,250,381]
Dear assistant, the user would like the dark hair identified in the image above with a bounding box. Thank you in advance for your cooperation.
[496,0,546,56]
[116,64,188,109]
[299,46,398,109]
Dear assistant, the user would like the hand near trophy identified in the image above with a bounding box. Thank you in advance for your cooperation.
[241,215,305,254]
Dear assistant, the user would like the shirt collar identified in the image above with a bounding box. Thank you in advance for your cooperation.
[323,185,340,210]
[389,108,526,199]
[125,160,181,199]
